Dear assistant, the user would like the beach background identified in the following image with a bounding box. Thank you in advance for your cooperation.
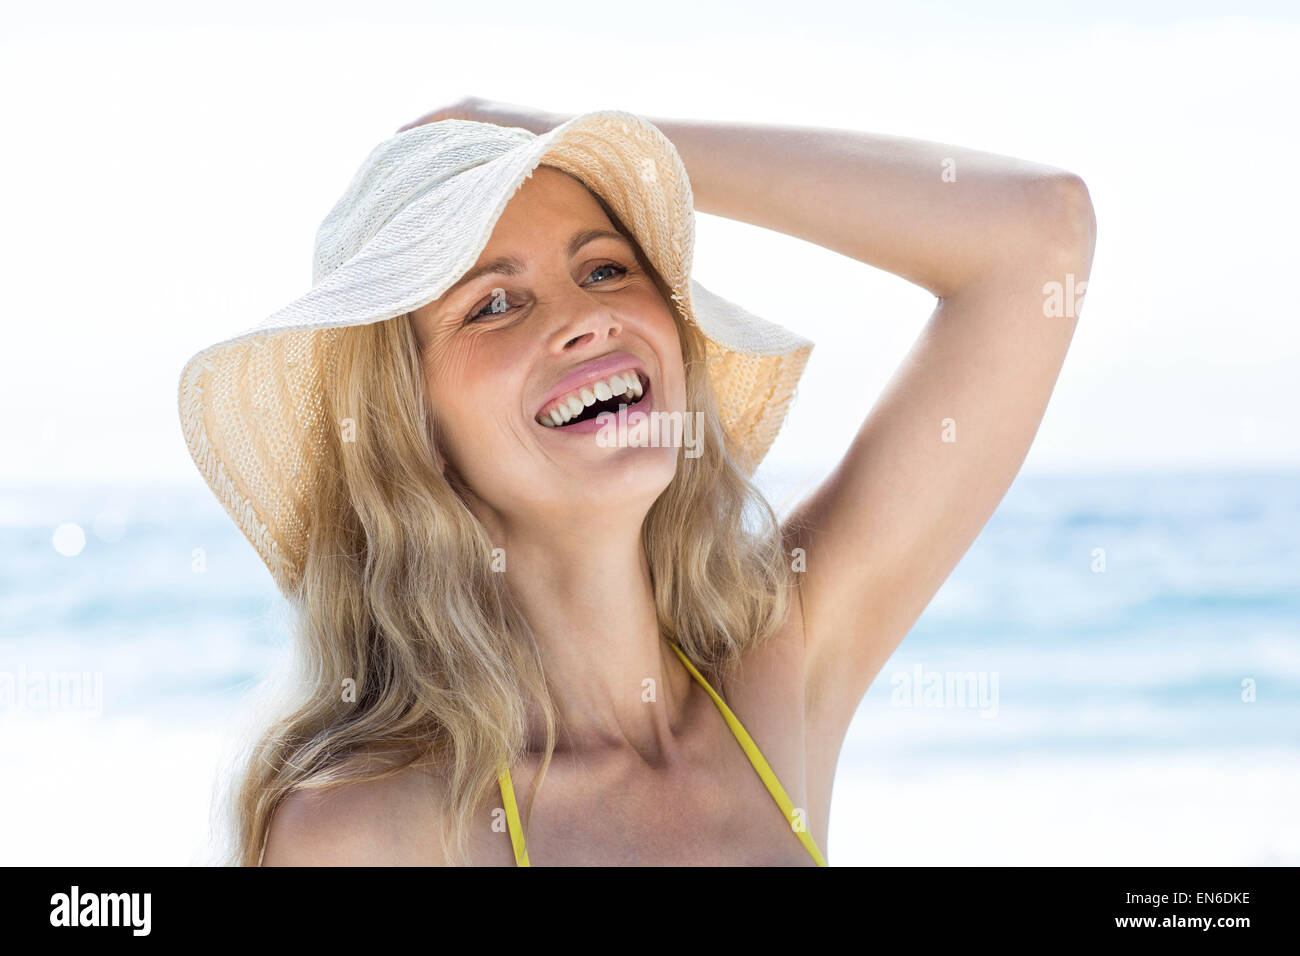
[2,1,1297,865]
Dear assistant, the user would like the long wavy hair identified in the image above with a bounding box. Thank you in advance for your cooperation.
[215,178,797,866]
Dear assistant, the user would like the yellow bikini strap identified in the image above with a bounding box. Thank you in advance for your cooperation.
[497,764,530,867]
[667,641,828,866]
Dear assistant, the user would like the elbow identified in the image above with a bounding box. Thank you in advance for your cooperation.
[1028,171,1097,277]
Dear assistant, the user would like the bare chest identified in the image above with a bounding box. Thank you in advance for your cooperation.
[464,648,819,866]
[495,751,815,866]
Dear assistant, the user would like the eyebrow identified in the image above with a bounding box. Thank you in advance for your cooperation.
[444,228,634,300]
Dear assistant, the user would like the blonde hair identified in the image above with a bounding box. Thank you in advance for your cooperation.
[216,181,796,866]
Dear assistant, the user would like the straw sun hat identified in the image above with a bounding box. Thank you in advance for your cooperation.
[177,109,814,596]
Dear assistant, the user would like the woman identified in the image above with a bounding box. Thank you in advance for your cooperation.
[186,98,1095,866]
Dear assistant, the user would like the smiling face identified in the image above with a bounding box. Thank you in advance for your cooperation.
[409,165,686,537]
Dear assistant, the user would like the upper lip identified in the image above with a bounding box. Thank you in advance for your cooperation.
[536,351,648,418]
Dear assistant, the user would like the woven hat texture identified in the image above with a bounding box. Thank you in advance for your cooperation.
[177,110,813,595]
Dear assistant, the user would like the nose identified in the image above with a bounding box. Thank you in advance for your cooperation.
[542,283,623,352]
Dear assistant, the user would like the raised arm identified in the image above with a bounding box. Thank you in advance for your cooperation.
[637,114,1097,766]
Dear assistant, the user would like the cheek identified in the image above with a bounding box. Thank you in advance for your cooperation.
[647,305,687,401]
[423,342,527,454]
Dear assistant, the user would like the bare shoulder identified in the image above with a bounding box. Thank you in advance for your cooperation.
[262,764,447,866]
[723,515,812,722]
[720,578,827,803]
[727,577,808,707]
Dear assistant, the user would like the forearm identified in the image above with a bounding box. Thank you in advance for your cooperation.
[469,99,1086,298]
[636,115,1084,298]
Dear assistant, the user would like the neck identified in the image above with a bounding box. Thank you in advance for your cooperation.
[495,511,694,766]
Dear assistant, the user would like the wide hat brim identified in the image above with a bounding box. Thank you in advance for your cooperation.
[177,109,813,596]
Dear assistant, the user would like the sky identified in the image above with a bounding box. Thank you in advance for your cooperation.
[2,1,1297,483]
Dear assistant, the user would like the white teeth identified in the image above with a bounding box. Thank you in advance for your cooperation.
[538,369,647,428]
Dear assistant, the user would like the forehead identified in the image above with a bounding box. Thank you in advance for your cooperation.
[490,164,613,238]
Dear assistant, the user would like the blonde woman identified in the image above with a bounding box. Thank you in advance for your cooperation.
[180,97,1095,866]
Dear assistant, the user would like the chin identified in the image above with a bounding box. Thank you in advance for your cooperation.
[560,446,679,512]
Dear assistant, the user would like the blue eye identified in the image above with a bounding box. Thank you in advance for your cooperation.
[464,263,629,322]
[586,263,627,284]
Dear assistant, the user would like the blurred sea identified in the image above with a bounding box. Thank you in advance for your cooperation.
[1,468,1297,865]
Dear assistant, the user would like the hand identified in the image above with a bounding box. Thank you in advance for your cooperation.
[395,96,569,136]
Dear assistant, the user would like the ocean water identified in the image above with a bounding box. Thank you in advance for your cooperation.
[1,469,1296,865]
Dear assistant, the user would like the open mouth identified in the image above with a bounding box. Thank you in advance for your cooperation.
[536,369,650,429]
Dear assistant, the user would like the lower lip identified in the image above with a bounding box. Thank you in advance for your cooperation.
[538,380,653,435]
